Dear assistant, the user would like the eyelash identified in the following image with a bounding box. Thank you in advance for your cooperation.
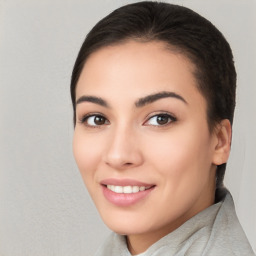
[78,112,177,128]
[144,113,177,127]
[78,113,109,128]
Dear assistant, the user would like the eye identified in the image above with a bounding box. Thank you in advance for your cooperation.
[145,113,176,126]
[80,114,109,127]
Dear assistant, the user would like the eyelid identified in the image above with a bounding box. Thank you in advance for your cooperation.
[78,112,110,126]
[143,112,177,126]
[77,111,176,127]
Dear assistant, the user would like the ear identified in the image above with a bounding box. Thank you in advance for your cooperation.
[212,119,232,165]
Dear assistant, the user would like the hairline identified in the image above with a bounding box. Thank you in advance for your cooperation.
[73,37,218,132]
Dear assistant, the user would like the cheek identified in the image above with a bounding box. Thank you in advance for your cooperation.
[139,128,214,222]
[73,130,102,187]
[144,126,213,186]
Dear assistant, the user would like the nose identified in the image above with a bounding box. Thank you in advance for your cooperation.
[103,126,143,170]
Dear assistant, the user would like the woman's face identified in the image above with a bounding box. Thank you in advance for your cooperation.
[73,41,223,250]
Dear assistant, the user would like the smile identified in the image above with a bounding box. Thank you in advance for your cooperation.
[101,179,155,206]
[106,185,151,194]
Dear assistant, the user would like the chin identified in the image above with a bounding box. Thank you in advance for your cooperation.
[100,210,150,235]
[108,224,148,236]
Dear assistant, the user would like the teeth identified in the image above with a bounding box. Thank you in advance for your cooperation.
[123,186,132,194]
[106,185,150,194]
[115,186,123,193]
[132,186,140,193]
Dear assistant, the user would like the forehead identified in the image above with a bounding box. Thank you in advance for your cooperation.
[75,40,205,109]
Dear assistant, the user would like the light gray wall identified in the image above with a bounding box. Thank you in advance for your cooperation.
[0,0,255,255]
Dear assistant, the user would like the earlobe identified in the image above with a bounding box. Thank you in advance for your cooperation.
[212,119,232,166]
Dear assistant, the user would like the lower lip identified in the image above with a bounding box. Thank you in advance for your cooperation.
[102,186,155,207]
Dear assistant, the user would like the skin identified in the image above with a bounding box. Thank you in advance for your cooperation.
[73,41,231,255]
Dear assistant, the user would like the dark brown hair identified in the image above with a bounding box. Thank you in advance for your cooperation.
[70,1,236,190]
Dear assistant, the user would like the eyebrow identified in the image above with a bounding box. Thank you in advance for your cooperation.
[135,91,187,107]
[76,95,109,108]
[75,91,187,108]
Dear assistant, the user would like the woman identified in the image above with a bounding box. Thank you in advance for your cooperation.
[71,2,255,255]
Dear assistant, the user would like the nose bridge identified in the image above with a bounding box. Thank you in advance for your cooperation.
[104,121,143,169]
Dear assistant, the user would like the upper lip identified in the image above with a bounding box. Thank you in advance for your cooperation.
[100,178,155,187]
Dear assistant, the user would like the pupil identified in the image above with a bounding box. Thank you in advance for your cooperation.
[95,116,105,125]
[157,115,168,125]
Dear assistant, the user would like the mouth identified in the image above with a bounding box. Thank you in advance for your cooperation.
[100,179,156,206]
[105,184,154,194]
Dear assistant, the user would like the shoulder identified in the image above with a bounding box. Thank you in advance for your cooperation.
[94,233,130,256]
[202,190,255,256]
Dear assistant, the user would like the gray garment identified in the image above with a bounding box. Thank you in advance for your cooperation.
[95,190,255,256]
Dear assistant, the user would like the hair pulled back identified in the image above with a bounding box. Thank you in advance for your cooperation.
[70,1,236,190]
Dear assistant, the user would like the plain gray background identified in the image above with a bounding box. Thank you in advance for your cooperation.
[0,0,255,255]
